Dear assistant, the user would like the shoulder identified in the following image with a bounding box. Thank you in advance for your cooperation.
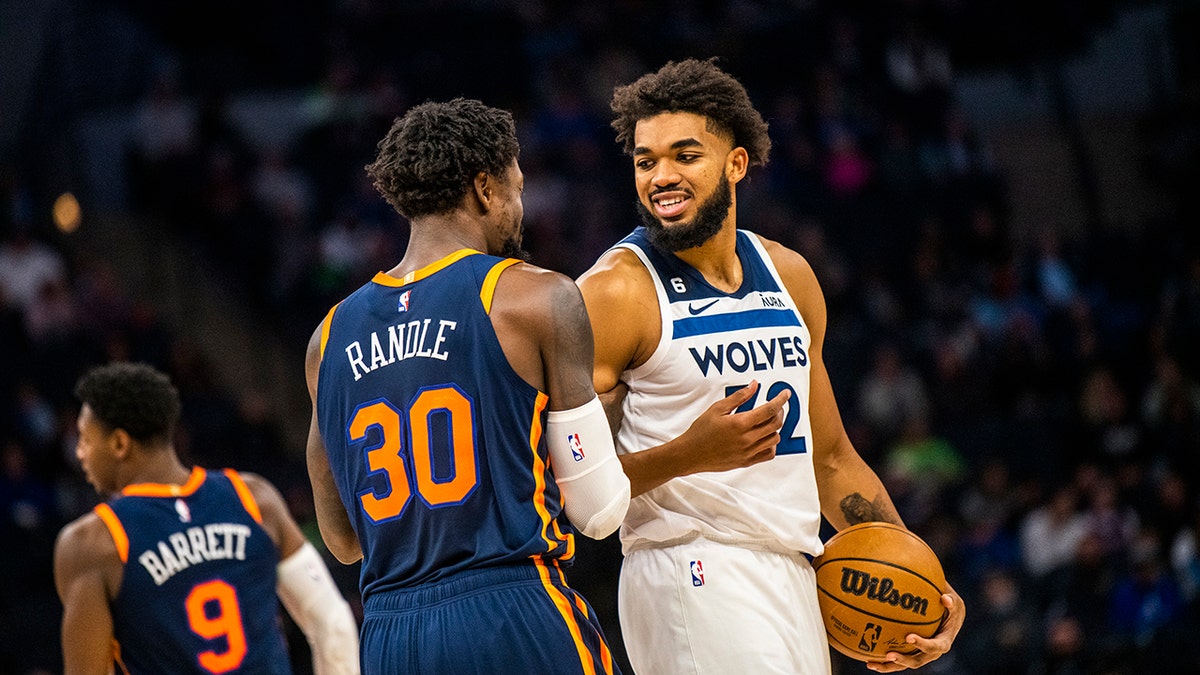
[576,246,655,309]
[55,510,119,574]
[753,233,817,283]
[231,471,287,511]
[490,261,588,324]
[752,233,825,319]
[305,302,339,388]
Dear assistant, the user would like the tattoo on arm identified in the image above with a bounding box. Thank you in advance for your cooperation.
[839,493,893,525]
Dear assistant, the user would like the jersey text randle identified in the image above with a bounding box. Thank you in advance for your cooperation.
[345,319,457,381]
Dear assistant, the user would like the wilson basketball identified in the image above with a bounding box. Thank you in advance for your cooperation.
[812,522,947,662]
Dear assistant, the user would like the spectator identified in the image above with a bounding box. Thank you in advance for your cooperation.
[0,227,67,316]
[1019,484,1090,581]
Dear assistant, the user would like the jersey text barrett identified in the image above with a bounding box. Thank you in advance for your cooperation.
[137,522,254,585]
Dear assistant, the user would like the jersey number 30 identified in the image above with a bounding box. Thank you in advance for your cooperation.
[349,385,479,522]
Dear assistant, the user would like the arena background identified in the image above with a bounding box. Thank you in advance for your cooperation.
[2,1,1198,673]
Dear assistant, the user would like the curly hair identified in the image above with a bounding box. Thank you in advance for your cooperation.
[365,97,521,219]
[610,57,771,168]
[74,362,181,444]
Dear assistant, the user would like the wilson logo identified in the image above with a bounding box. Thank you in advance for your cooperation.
[839,567,930,616]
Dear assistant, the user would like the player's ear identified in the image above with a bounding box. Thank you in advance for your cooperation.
[473,171,493,211]
[726,147,749,184]
[110,428,134,459]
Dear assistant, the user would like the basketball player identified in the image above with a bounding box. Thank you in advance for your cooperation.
[53,362,359,675]
[304,98,630,674]
[576,58,965,674]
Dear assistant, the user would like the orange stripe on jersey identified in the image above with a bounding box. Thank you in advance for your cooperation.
[318,301,341,360]
[93,503,129,563]
[480,258,521,315]
[526,392,559,552]
[536,558,600,675]
[224,469,263,523]
[372,249,480,287]
[113,639,131,674]
[552,518,575,560]
[122,466,206,498]
[569,590,614,673]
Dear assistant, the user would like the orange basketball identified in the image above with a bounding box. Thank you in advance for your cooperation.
[812,522,947,662]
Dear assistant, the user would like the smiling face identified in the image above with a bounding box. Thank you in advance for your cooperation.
[631,111,746,252]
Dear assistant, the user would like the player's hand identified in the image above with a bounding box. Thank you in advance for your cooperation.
[866,584,965,672]
[679,380,790,473]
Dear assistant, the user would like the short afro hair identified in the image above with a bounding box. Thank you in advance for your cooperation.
[75,362,181,444]
[610,57,771,168]
[365,97,521,219]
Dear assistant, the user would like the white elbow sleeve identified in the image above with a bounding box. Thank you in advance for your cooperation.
[546,397,631,539]
[276,542,360,675]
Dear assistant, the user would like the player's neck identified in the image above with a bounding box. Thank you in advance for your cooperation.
[675,224,742,292]
[390,218,488,276]
[122,450,192,489]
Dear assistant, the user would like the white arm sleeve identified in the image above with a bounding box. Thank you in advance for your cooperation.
[547,396,631,539]
[276,541,360,675]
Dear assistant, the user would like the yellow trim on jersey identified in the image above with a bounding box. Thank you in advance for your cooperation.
[480,258,521,315]
[93,503,129,564]
[371,248,480,287]
[122,466,206,497]
[535,558,601,675]
[318,302,340,360]
[527,391,560,553]
[113,639,130,674]
[552,518,575,561]
[224,469,263,524]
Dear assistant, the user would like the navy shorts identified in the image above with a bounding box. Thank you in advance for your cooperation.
[360,559,621,675]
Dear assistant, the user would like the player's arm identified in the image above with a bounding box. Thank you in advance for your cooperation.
[493,264,629,539]
[763,237,902,530]
[766,236,965,672]
[54,514,120,675]
[304,322,363,564]
[576,249,789,497]
[241,472,360,675]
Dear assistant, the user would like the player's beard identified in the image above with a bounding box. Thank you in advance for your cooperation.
[498,231,531,261]
[637,173,732,252]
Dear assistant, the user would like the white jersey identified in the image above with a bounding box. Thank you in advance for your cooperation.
[613,227,824,557]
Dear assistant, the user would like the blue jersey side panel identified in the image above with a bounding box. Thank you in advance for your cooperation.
[316,252,573,598]
[105,469,291,675]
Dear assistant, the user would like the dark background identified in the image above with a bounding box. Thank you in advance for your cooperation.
[2,1,1199,673]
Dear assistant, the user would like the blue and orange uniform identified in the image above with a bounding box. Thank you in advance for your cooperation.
[93,467,292,675]
[315,249,617,674]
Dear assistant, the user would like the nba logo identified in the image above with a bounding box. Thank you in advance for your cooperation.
[174,499,191,523]
[568,433,585,462]
[690,560,704,587]
[398,290,411,312]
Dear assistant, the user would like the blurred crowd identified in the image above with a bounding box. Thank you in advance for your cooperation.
[3,1,1200,674]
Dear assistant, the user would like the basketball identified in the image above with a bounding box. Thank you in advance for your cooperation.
[812,522,947,662]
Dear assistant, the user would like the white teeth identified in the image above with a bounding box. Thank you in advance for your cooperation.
[658,197,684,207]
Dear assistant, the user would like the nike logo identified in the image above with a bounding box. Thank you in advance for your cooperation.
[688,299,720,315]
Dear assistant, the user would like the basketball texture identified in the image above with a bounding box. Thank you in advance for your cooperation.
[812,522,947,662]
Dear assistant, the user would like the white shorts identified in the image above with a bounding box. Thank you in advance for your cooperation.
[618,537,831,675]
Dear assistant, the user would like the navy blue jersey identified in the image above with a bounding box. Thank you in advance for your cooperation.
[94,467,291,675]
[315,250,575,598]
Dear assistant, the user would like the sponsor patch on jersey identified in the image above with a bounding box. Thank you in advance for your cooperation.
[568,433,585,461]
[690,559,705,587]
[174,498,191,523]
[397,290,411,312]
